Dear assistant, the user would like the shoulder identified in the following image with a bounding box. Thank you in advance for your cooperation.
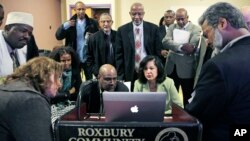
[117,22,132,31]
[116,81,129,91]
[143,21,158,28]
[161,77,175,86]
[80,79,98,90]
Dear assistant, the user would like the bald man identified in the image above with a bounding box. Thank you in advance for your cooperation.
[241,6,250,31]
[162,8,201,106]
[76,64,129,113]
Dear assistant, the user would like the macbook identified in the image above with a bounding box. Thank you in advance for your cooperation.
[103,92,167,122]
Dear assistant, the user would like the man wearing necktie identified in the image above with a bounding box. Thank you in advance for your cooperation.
[0,12,33,78]
[86,13,116,77]
[162,8,201,106]
[115,2,162,91]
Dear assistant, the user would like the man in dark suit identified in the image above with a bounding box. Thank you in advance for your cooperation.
[55,1,99,80]
[86,13,116,77]
[115,2,162,90]
[185,2,250,141]
[76,64,129,113]
[159,10,175,65]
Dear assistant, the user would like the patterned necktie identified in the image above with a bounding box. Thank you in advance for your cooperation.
[10,51,19,71]
[104,34,114,64]
[134,28,141,72]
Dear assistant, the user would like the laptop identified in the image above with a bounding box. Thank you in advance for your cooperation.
[103,92,166,122]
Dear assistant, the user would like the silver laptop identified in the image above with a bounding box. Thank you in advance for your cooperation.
[103,92,166,122]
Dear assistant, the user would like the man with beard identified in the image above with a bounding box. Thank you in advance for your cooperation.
[0,12,33,77]
[185,2,250,141]
[76,64,129,113]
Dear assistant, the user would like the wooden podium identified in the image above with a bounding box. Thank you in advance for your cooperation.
[54,104,202,141]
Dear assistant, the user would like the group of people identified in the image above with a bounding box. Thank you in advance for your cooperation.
[1,1,250,141]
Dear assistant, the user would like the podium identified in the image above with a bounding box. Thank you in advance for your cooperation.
[54,104,202,141]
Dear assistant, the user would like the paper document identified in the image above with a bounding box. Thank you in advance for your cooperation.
[173,29,191,44]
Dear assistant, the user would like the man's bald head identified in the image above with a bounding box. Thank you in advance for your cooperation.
[98,64,117,91]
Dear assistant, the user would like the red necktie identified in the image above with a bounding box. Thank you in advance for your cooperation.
[135,28,141,71]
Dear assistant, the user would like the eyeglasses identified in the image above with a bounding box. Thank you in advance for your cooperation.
[130,12,145,16]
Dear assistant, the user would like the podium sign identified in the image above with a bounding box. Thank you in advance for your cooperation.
[55,104,202,141]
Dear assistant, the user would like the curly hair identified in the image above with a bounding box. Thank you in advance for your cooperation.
[49,46,80,71]
[138,55,166,84]
[5,57,63,93]
[198,2,247,29]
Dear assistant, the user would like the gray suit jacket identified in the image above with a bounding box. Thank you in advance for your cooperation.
[162,22,201,78]
[193,37,207,87]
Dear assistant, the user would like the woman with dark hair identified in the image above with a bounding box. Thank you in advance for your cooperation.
[49,46,82,103]
[133,55,183,114]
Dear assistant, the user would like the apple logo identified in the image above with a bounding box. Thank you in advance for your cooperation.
[130,105,139,113]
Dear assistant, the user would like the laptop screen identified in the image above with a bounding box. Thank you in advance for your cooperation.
[103,92,167,122]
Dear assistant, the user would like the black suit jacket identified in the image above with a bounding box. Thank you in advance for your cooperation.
[185,36,250,141]
[86,30,116,76]
[55,14,99,51]
[115,21,162,81]
[159,25,167,41]
[77,80,129,113]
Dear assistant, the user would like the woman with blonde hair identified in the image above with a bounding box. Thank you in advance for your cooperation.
[0,56,63,141]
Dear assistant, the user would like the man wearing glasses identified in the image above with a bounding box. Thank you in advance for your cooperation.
[162,8,201,106]
[115,2,162,91]
[86,13,116,77]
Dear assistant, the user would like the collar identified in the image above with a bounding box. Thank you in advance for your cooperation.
[103,30,111,36]
[182,21,190,30]
[220,34,250,53]
[133,22,143,31]
[77,18,86,24]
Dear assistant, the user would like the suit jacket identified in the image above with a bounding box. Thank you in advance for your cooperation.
[193,37,207,88]
[133,77,183,114]
[159,25,167,41]
[162,22,201,78]
[115,21,162,81]
[86,30,117,76]
[185,36,250,141]
[77,80,129,113]
[55,14,99,51]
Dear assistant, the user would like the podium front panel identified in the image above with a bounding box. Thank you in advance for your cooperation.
[54,104,202,141]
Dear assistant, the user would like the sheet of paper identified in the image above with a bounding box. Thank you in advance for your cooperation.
[173,29,191,44]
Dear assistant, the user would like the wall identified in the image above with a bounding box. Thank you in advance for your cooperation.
[66,0,116,28]
[0,0,62,50]
[63,0,250,29]
[117,0,250,28]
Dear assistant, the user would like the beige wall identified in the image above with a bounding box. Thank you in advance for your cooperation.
[0,0,62,50]
[117,0,250,29]
[63,0,250,29]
